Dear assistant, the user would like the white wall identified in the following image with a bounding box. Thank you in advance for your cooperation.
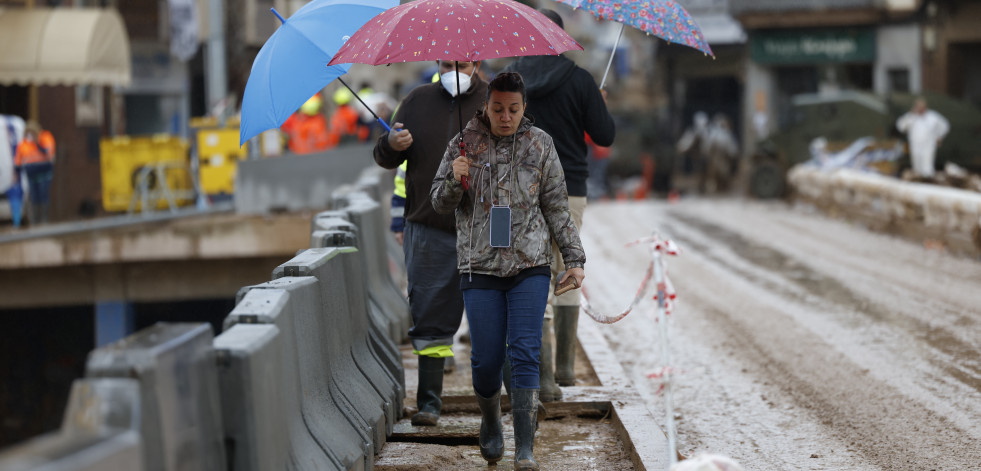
[883,0,917,11]
[875,23,922,95]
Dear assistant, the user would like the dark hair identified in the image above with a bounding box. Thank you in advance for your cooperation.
[487,72,526,102]
[538,8,564,30]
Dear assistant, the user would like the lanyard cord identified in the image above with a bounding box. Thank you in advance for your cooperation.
[493,134,518,206]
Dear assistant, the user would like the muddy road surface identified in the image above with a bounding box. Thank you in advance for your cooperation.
[581,199,981,470]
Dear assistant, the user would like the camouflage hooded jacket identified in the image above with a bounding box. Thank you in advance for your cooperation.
[431,112,585,278]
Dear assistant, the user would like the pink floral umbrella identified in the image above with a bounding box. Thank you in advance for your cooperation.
[556,0,714,88]
[328,0,582,65]
[330,0,582,189]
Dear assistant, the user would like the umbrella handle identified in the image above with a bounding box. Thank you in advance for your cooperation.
[459,141,470,190]
[338,78,393,132]
[599,23,625,90]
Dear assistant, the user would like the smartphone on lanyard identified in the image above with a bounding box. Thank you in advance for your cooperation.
[489,206,511,247]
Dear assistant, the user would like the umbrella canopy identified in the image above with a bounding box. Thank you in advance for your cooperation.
[328,0,582,66]
[557,0,712,57]
[239,0,397,145]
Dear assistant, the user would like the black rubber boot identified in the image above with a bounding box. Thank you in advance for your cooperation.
[474,389,504,463]
[412,356,445,426]
[512,388,540,470]
[539,318,562,402]
[504,360,547,422]
[554,306,580,386]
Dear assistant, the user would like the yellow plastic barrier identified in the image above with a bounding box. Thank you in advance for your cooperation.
[192,117,249,195]
[99,135,193,212]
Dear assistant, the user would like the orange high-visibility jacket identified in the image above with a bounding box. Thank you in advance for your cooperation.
[282,113,335,154]
[330,105,369,141]
[14,131,56,166]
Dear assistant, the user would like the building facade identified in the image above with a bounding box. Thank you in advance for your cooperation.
[732,0,922,155]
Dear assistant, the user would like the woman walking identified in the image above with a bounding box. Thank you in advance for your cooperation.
[431,72,585,470]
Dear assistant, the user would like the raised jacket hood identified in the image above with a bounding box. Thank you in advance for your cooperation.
[509,55,577,99]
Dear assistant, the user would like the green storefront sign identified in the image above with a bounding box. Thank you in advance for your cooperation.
[751,29,876,64]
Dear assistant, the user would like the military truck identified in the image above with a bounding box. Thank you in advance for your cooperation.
[748,91,981,198]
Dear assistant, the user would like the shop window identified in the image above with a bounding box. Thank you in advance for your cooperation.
[844,64,873,90]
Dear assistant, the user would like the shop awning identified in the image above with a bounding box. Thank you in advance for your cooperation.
[0,7,131,87]
[692,14,747,45]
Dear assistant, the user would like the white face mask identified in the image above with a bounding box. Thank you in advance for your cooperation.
[440,69,473,97]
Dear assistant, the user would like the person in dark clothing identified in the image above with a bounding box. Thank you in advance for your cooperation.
[373,59,487,426]
[504,9,615,402]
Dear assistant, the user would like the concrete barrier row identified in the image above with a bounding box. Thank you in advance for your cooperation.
[0,379,144,471]
[789,165,981,256]
[0,167,410,471]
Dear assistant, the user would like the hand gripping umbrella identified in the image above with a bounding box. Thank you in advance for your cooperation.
[239,0,398,146]
[329,0,582,188]
[555,0,714,89]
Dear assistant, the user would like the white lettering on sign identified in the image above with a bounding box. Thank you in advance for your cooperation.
[763,40,799,57]
[800,38,858,59]
[762,36,860,60]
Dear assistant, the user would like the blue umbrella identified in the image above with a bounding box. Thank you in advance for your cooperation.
[239,0,397,146]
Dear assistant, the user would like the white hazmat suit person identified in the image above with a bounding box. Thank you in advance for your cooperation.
[896,97,950,178]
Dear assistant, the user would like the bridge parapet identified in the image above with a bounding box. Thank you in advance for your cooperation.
[0,167,410,471]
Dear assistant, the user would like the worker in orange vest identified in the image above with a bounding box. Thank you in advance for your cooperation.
[281,95,336,154]
[14,121,55,224]
[330,87,369,144]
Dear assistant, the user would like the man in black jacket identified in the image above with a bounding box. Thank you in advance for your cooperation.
[505,9,615,402]
[373,60,486,425]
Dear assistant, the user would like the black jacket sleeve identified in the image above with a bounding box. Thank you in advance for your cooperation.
[578,70,615,147]
[373,95,411,169]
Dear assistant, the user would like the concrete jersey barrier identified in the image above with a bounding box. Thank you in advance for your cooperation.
[311,227,406,402]
[353,167,408,282]
[213,323,292,471]
[226,278,372,471]
[335,191,411,342]
[0,172,417,471]
[0,378,144,471]
[234,144,376,215]
[84,323,226,471]
[311,211,403,353]
[271,248,399,448]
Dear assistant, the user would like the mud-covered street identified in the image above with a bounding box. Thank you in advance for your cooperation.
[581,200,981,470]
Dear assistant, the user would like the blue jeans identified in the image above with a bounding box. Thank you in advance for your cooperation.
[24,162,53,204]
[463,275,550,398]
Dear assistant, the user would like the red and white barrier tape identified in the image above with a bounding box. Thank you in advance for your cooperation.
[580,232,683,464]
[581,233,681,324]
[645,366,683,395]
